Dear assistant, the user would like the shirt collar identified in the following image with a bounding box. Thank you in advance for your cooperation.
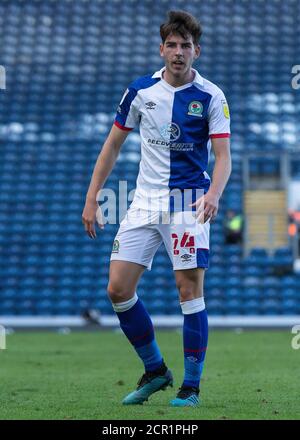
[152,67,204,86]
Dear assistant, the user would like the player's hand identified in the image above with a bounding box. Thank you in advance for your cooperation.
[189,190,220,224]
[82,199,104,239]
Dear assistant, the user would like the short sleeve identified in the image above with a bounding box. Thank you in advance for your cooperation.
[208,91,231,138]
[114,87,140,131]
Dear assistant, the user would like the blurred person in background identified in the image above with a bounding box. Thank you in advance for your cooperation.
[224,209,243,245]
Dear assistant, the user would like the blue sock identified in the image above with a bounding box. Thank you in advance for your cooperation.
[181,298,208,389]
[113,294,164,373]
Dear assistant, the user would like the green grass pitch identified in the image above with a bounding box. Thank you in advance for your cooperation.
[0,329,299,420]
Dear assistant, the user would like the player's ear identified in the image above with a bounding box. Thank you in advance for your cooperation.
[159,43,164,58]
[194,44,201,60]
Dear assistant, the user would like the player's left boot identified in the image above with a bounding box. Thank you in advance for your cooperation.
[122,365,173,405]
[170,385,200,407]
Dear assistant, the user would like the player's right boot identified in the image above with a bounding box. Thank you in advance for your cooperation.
[122,365,173,405]
[170,385,200,407]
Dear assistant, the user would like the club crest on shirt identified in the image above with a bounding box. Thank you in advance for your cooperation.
[112,239,120,253]
[188,101,203,117]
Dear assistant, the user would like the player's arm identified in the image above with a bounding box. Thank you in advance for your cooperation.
[191,137,231,224]
[204,137,231,222]
[190,90,231,223]
[82,124,130,238]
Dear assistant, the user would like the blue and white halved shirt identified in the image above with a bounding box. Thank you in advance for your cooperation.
[114,67,230,211]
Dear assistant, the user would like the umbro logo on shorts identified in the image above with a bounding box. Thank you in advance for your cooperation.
[145,101,156,110]
[181,254,193,262]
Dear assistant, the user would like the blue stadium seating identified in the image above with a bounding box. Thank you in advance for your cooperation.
[0,0,299,316]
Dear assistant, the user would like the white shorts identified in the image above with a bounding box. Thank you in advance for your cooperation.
[110,206,210,271]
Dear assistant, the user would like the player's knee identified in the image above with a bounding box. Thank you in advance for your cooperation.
[179,287,198,302]
[107,282,134,303]
[177,281,203,302]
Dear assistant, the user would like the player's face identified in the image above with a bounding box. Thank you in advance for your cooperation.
[160,33,200,79]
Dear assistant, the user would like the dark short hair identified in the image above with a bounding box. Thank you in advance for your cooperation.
[160,10,202,45]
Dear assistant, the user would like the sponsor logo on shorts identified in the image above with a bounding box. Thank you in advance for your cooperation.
[181,253,193,263]
[112,239,120,253]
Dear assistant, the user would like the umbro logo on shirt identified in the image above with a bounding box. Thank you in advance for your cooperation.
[145,101,156,110]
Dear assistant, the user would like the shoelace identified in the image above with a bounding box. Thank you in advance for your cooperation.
[137,371,157,389]
[176,386,199,399]
[136,367,168,389]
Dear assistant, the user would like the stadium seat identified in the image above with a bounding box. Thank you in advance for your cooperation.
[0,0,299,317]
